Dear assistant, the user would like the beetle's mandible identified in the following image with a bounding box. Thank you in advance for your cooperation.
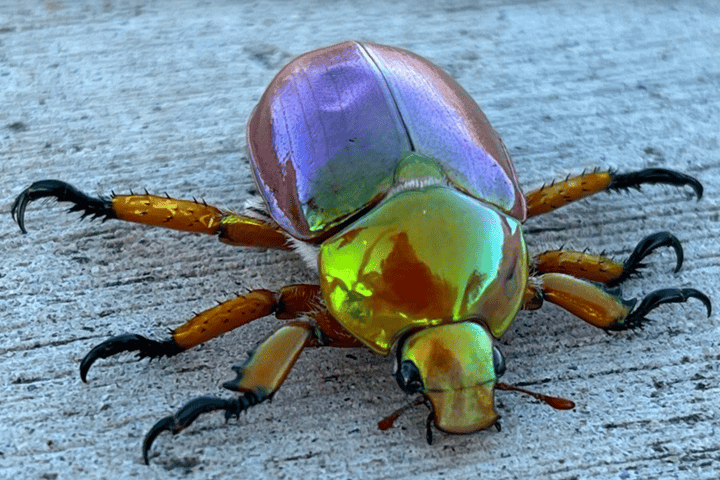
[12,41,711,464]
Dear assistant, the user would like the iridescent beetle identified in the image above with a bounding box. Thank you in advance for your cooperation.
[12,41,711,464]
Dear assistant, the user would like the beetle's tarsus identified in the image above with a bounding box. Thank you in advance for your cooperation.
[609,168,703,200]
[425,412,434,445]
[142,415,177,465]
[143,394,255,465]
[608,288,712,331]
[80,334,184,382]
[609,232,684,287]
[11,179,114,234]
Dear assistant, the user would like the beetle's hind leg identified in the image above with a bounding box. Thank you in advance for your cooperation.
[12,179,290,249]
[525,168,702,218]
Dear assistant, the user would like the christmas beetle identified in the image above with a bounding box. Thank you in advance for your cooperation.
[12,41,711,464]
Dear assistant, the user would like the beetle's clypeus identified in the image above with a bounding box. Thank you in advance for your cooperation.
[12,41,711,464]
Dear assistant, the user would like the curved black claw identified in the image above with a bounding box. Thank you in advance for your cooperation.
[425,412,434,445]
[609,231,684,287]
[12,179,114,234]
[607,288,712,331]
[609,168,703,200]
[142,393,260,465]
[80,334,184,382]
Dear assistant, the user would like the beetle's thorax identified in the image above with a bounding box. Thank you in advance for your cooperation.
[318,182,528,354]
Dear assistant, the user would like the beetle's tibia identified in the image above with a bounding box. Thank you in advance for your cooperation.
[80,334,183,382]
[609,288,712,331]
[142,321,315,463]
[533,273,636,329]
[12,179,114,233]
[220,322,313,395]
[142,394,257,465]
[608,168,703,200]
[609,231,684,287]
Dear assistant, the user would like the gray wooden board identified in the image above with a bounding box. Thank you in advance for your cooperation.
[1,1,719,479]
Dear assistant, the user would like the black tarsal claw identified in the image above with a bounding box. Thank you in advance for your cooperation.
[610,232,684,287]
[608,168,703,200]
[142,395,246,465]
[80,334,184,382]
[608,288,712,331]
[425,412,434,445]
[11,179,114,234]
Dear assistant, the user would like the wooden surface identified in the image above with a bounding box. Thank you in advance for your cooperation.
[2,1,719,479]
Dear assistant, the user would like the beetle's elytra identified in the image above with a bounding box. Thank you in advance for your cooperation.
[12,41,710,464]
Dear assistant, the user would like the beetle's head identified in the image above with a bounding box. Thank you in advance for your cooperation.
[395,322,503,433]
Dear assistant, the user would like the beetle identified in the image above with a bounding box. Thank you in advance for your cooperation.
[12,41,711,464]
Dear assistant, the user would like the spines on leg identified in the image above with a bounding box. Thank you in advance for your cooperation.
[533,232,684,287]
[12,179,291,249]
[526,168,703,218]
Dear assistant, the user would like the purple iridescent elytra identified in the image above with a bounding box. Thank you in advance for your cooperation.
[247,41,526,242]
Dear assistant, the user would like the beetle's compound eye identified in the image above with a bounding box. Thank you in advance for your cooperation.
[492,346,506,378]
[396,360,424,394]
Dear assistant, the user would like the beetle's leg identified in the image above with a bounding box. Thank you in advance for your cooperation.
[534,231,683,287]
[11,179,290,249]
[525,168,702,218]
[522,273,710,330]
[141,290,360,465]
[80,289,276,382]
[81,284,360,381]
[142,320,315,465]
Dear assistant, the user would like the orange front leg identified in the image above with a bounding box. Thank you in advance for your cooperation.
[12,179,290,249]
[142,320,317,464]
[525,168,702,218]
[523,273,710,331]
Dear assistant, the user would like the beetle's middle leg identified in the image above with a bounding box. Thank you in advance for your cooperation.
[12,179,290,249]
[81,284,361,382]
[525,168,702,218]
[533,231,683,287]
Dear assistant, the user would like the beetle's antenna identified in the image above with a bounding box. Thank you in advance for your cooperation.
[377,396,426,431]
[496,382,575,410]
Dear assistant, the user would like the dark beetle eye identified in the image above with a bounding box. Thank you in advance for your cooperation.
[396,360,424,394]
[493,346,506,378]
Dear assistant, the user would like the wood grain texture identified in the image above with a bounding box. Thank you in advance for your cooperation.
[2,1,719,479]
